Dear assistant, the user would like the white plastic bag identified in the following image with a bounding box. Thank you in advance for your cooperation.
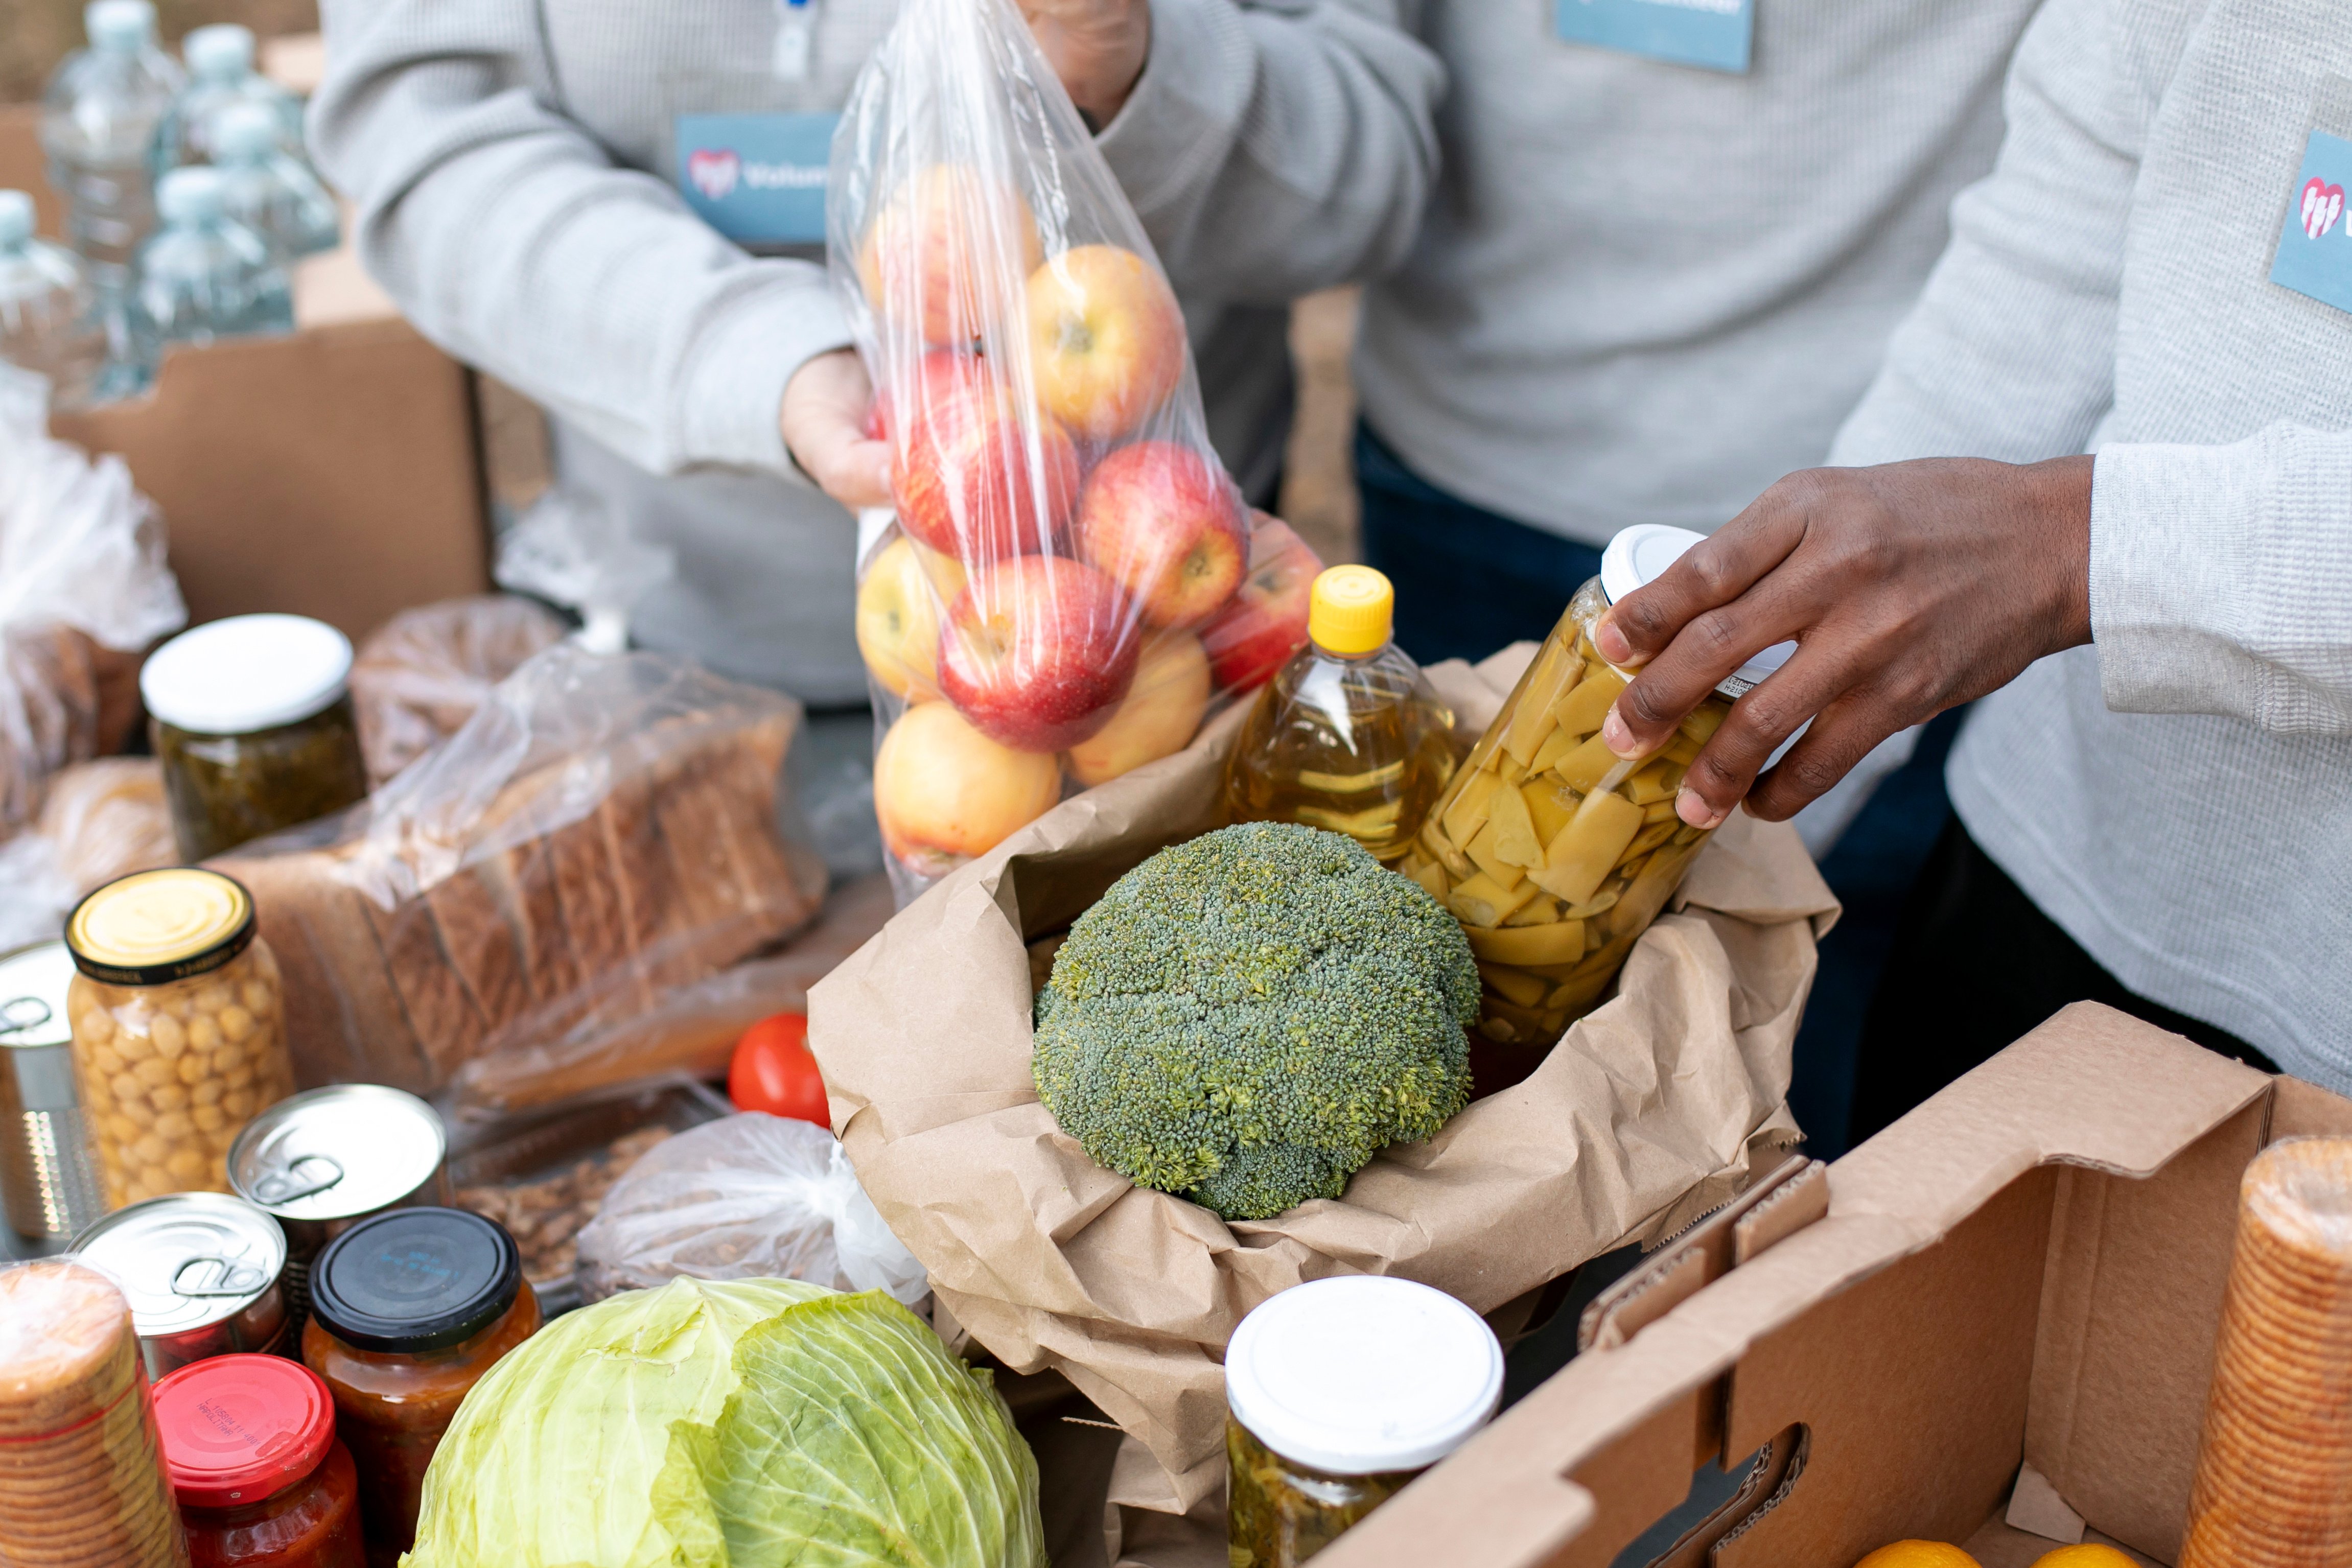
[574,1111,928,1307]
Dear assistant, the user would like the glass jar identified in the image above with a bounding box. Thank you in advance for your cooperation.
[302,1207,539,1557]
[1406,526,1794,1048]
[153,1353,363,1568]
[65,869,297,1207]
[1224,566,1458,861]
[141,614,369,862]
[1225,1276,1501,1567]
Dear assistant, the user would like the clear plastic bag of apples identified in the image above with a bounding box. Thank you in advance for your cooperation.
[830,0,1322,903]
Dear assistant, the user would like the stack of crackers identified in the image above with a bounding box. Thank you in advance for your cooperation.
[0,1259,187,1567]
[2182,1136,2352,1565]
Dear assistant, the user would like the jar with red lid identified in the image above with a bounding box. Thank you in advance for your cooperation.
[301,1207,538,1559]
[152,1353,362,1568]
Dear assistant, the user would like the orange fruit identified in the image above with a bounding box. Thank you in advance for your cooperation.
[2032,1549,2139,1567]
[1855,1546,1982,1568]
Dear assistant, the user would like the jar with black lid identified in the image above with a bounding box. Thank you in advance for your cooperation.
[300,1207,539,1558]
[142,614,369,862]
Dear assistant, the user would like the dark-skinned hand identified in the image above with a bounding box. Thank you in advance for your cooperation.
[1591,454,2097,831]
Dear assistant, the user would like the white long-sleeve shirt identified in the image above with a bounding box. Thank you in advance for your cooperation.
[1830,0,2352,1087]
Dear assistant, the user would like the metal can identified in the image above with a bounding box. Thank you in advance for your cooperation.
[73,1191,289,1379]
[229,1085,449,1343]
[0,941,106,1247]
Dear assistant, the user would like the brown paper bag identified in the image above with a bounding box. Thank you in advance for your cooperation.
[810,645,1838,1538]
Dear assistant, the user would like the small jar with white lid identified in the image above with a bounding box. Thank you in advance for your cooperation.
[1225,1276,1504,1566]
[142,614,369,861]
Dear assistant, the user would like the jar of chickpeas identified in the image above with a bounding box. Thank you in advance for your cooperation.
[1403,526,1794,1049]
[65,869,296,1208]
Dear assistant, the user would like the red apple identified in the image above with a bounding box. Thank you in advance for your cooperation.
[857,165,1043,347]
[1066,631,1212,787]
[874,700,1063,875]
[939,555,1140,753]
[892,379,1083,566]
[1026,244,1186,441]
[1073,441,1248,630]
[868,347,985,445]
[1199,516,1323,692]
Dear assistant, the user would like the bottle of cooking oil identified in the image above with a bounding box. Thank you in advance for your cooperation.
[1223,565,1457,860]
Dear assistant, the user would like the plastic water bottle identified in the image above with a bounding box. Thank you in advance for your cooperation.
[163,25,303,167]
[132,167,294,349]
[39,0,185,291]
[0,191,113,408]
[212,104,340,264]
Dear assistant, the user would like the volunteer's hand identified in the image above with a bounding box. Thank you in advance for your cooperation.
[1018,0,1151,126]
[1591,455,2097,830]
[781,349,892,510]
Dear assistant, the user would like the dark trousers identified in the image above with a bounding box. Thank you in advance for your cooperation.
[1355,424,1603,664]
[1850,816,2278,1143]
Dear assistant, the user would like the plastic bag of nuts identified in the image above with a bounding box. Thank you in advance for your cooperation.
[66,869,295,1206]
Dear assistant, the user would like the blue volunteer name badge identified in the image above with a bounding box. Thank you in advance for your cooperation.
[676,112,840,246]
[2272,129,2352,315]
[1556,0,1754,75]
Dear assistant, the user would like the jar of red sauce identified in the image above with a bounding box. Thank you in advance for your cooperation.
[152,1353,362,1568]
[301,1207,537,1560]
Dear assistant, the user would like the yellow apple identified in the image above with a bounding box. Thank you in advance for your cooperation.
[857,165,1043,347]
[856,534,966,700]
[874,700,1063,870]
[1025,244,1186,441]
[1065,631,1211,787]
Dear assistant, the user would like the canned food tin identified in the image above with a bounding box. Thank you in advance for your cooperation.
[229,1086,449,1342]
[73,1191,289,1379]
[0,941,106,1245]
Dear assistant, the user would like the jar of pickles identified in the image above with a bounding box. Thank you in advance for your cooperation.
[65,869,297,1207]
[1404,526,1793,1048]
[1226,1277,1502,1567]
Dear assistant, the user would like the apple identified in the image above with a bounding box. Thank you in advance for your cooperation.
[891,379,1083,566]
[857,165,1043,347]
[1199,516,1323,692]
[1073,441,1248,630]
[1066,631,1212,787]
[868,346,985,445]
[873,700,1063,873]
[939,555,1140,753]
[1025,244,1186,441]
[855,533,967,701]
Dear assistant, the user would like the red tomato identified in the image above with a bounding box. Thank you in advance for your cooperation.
[728,1013,829,1127]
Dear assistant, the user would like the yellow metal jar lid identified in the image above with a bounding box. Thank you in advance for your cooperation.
[66,869,256,988]
[1308,566,1394,656]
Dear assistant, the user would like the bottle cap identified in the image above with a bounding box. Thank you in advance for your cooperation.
[310,1208,522,1353]
[1599,523,1797,697]
[1308,565,1395,657]
[85,0,154,52]
[156,165,227,228]
[1226,1276,1502,1475]
[141,613,354,735]
[0,191,33,248]
[182,23,255,80]
[154,1354,336,1508]
[66,869,256,986]
[210,102,280,163]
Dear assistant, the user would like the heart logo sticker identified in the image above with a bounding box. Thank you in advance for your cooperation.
[2302,176,2344,241]
[689,148,741,202]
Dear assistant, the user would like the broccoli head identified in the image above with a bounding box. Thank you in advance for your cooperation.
[1030,821,1480,1222]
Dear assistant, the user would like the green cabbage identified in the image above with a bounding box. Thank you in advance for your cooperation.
[403,1277,1045,1568]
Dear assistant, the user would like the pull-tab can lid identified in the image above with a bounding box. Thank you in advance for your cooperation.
[72,1193,287,1335]
[1599,524,1797,697]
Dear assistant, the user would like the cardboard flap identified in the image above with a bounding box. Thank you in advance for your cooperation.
[1580,1154,1820,1355]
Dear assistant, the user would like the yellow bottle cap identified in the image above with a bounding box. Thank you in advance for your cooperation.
[1309,566,1395,656]
[67,868,256,988]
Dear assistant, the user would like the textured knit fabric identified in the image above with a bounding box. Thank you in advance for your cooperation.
[1116,0,2043,546]
[307,0,1439,698]
[1829,0,2352,1088]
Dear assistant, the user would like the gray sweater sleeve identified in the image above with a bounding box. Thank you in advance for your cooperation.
[307,0,852,479]
[1095,0,1444,306]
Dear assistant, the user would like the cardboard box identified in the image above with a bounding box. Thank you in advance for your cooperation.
[1323,1003,2352,1568]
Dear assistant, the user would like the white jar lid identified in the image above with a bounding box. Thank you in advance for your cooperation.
[141,614,354,735]
[1599,523,1796,694]
[1225,1276,1503,1476]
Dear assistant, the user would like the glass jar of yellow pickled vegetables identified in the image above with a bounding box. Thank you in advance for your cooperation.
[1402,526,1793,1047]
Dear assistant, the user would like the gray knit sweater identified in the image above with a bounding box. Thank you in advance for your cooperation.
[1829,0,2352,1087]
